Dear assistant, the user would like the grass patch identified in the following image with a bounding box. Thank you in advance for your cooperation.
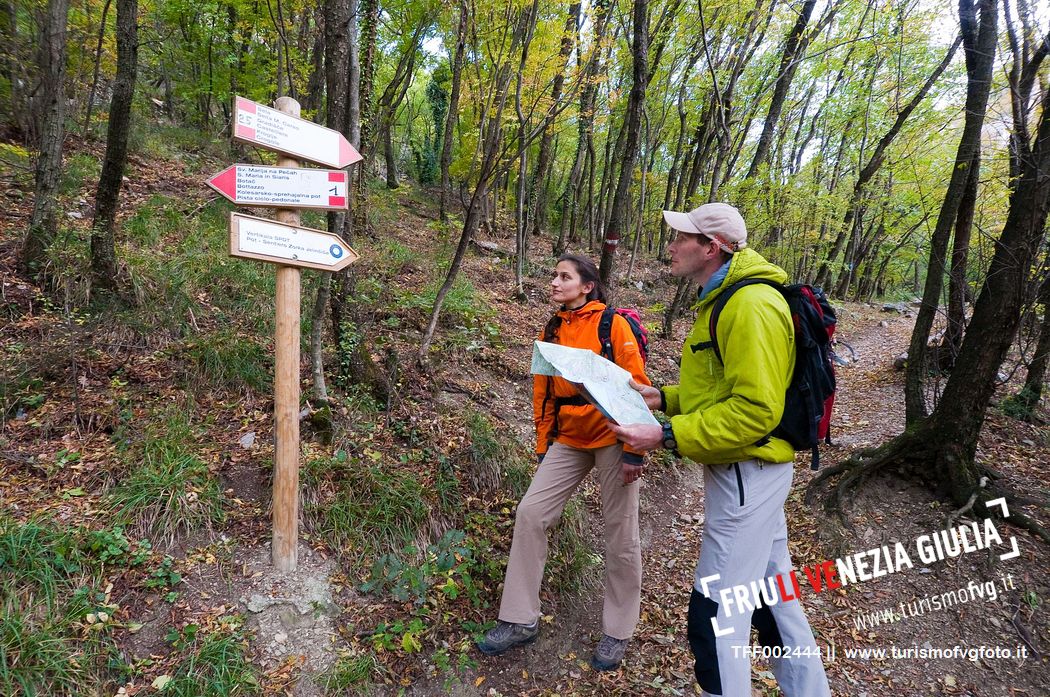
[108,407,225,542]
[0,516,130,695]
[59,152,100,196]
[162,625,260,697]
[120,199,274,338]
[179,330,271,392]
[123,194,185,247]
[128,121,227,166]
[320,651,380,694]
[461,409,530,496]
[304,454,428,556]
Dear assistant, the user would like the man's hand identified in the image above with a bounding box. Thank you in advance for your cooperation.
[609,423,663,451]
[622,461,644,485]
[630,380,664,411]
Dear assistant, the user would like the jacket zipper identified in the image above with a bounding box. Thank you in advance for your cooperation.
[733,462,745,506]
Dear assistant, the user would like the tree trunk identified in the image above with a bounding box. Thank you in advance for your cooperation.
[383,124,398,188]
[83,0,114,137]
[905,1,996,424]
[527,1,579,239]
[922,77,1050,504]
[20,0,70,281]
[512,0,539,296]
[745,0,816,179]
[598,0,648,287]
[316,0,351,405]
[1,0,25,136]
[376,15,430,190]
[353,0,378,234]
[439,0,468,223]
[90,0,138,296]
[815,18,1050,516]
[1003,272,1050,420]
[304,5,326,114]
[943,148,980,365]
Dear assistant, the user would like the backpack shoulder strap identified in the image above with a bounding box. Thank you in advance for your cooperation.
[598,307,616,362]
[708,279,782,365]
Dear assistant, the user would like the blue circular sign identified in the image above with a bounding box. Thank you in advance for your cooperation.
[330,244,344,258]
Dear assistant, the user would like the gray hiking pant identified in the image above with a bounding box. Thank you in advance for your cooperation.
[687,459,831,697]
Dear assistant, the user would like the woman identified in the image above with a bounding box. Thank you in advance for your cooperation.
[477,254,652,672]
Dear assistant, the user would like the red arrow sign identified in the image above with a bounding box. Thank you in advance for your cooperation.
[207,165,349,210]
[233,96,362,169]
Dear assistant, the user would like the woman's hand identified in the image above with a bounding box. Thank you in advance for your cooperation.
[629,380,663,411]
[622,461,644,485]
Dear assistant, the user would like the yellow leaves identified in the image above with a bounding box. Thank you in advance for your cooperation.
[151,675,172,691]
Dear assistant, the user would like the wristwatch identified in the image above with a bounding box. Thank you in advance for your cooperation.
[661,421,678,453]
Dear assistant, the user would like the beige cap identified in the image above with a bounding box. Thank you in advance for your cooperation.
[662,202,747,253]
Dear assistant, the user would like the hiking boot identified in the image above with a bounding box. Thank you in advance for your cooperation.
[590,634,628,671]
[476,620,540,656]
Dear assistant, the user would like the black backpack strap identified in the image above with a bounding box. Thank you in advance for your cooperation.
[707,279,782,365]
[598,307,616,362]
[542,375,556,441]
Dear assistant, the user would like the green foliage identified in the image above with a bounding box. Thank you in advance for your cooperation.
[400,276,497,350]
[1000,386,1040,422]
[361,530,485,607]
[83,526,152,567]
[144,556,182,591]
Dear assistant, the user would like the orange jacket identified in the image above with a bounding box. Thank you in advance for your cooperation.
[533,301,652,460]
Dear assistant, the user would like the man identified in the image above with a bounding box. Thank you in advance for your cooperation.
[611,203,831,697]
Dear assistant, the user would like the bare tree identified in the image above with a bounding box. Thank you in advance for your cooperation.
[597,0,648,287]
[20,0,71,281]
[904,0,996,423]
[90,0,139,295]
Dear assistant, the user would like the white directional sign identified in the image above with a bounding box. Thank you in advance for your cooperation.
[207,165,349,210]
[233,96,363,169]
[229,212,359,272]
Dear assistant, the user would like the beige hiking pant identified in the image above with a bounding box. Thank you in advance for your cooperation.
[498,442,642,640]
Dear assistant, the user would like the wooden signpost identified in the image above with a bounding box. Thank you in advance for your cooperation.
[213,96,363,571]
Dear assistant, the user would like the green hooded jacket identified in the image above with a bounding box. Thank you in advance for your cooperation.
[662,248,796,465]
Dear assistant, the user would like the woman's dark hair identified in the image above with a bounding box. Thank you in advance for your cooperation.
[541,254,607,343]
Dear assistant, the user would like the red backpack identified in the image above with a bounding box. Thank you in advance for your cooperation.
[597,308,649,364]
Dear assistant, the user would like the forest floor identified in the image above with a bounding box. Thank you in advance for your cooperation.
[0,133,1048,696]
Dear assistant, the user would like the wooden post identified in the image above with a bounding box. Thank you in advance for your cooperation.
[272,96,301,571]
